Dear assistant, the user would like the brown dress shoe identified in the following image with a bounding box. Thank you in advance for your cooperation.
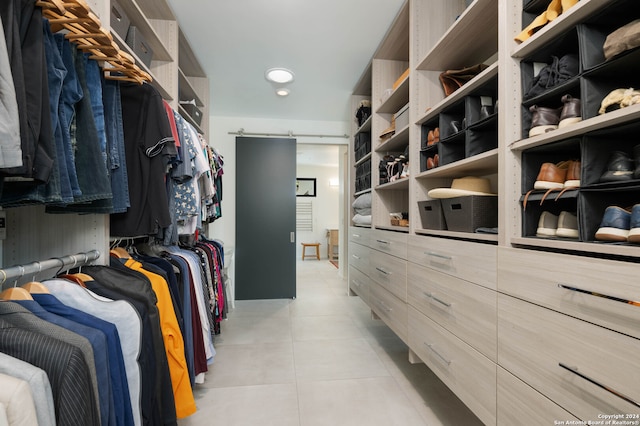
[534,161,570,190]
[427,157,435,170]
[529,105,562,137]
[434,154,439,168]
[564,159,580,187]
[434,127,440,143]
[427,130,435,146]
[558,95,582,128]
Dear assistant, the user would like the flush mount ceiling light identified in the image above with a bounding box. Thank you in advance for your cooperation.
[266,68,295,84]
[276,88,290,97]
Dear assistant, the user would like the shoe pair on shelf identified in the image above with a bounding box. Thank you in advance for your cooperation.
[599,147,640,183]
[387,154,409,182]
[427,127,440,146]
[529,95,581,137]
[595,205,640,243]
[523,160,580,209]
[426,154,439,170]
[537,211,579,239]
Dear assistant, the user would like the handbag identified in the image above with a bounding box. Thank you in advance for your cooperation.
[439,64,488,96]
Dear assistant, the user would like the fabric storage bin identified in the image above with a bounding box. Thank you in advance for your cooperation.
[419,145,439,172]
[577,0,640,72]
[418,200,447,230]
[519,189,580,238]
[110,0,130,40]
[181,103,203,125]
[465,74,498,126]
[581,121,640,188]
[581,48,640,120]
[578,189,640,242]
[439,132,465,166]
[126,26,154,67]
[420,120,439,150]
[441,196,498,232]
[466,115,497,157]
[439,101,465,140]
[354,132,371,162]
[520,28,580,102]
[395,103,410,130]
[520,138,581,193]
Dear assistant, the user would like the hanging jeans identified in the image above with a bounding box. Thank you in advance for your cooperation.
[102,79,130,213]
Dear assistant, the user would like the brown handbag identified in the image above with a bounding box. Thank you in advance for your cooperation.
[438,64,488,96]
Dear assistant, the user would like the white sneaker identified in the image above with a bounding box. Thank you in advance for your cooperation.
[536,211,558,238]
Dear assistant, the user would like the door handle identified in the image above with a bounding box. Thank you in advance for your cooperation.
[290,232,295,243]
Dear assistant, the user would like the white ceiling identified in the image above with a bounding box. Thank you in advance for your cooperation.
[166,0,406,122]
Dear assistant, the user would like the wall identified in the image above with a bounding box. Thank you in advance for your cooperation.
[207,116,349,251]
[296,164,340,259]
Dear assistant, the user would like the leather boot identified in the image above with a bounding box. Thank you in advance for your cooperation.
[529,105,562,137]
[558,95,581,128]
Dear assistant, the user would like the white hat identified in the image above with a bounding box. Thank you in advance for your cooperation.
[427,176,497,199]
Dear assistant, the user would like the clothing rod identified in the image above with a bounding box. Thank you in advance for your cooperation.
[0,249,101,286]
[229,129,349,139]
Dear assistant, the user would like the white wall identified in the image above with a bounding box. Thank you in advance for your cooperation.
[206,116,349,252]
[296,164,340,259]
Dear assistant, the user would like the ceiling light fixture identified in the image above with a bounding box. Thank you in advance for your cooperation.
[266,68,295,84]
[276,88,290,97]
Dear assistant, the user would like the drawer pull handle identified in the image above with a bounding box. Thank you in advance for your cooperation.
[558,284,640,308]
[352,255,361,260]
[425,252,452,261]
[376,239,390,245]
[375,267,390,275]
[423,292,451,307]
[425,343,451,366]
[558,363,640,409]
[376,300,392,312]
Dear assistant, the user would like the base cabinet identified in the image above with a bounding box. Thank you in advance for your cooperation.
[409,306,497,426]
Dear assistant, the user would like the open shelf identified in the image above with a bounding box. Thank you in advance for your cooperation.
[415,148,499,178]
[114,0,173,62]
[417,0,498,71]
[375,178,409,190]
[178,69,204,106]
[376,125,410,152]
[376,76,410,114]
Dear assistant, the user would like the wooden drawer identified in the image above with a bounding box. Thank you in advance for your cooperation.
[409,306,496,426]
[497,367,578,426]
[348,265,370,305]
[349,226,371,246]
[369,249,407,302]
[408,262,497,361]
[498,247,640,340]
[371,229,407,259]
[349,241,369,275]
[369,281,407,343]
[498,294,640,419]
[407,235,496,290]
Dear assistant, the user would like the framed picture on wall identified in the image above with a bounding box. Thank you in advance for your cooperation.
[296,178,316,197]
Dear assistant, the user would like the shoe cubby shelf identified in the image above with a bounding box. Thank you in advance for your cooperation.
[415,228,499,243]
[354,152,372,167]
[511,103,640,152]
[415,148,498,179]
[355,116,372,134]
[417,62,499,125]
[512,236,640,259]
[512,0,618,59]
[376,76,410,114]
[416,0,498,71]
[375,125,410,153]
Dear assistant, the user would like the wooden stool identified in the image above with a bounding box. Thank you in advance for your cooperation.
[301,243,320,260]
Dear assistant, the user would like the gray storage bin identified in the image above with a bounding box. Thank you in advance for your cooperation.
[126,26,154,67]
[418,200,447,230]
[441,195,498,232]
[110,0,130,40]
[395,103,410,130]
[181,104,203,126]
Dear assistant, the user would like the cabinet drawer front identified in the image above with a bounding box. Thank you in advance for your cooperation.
[349,242,370,274]
[369,250,407,302]
[497,367,578,426]
[498,247,640,340]
[407,235,496,290]
[369,281,407,343]
[498,294,640,418]
[409,306,496,426]
[349,226,371,246]
[408,263,497,361]
[349,265,370,305]
[371,229,407,259]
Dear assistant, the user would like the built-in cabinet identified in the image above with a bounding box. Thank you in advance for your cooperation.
[348,0,640,424]
[2,0,210,268]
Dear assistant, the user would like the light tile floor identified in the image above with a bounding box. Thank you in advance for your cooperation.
[178,260,484,426]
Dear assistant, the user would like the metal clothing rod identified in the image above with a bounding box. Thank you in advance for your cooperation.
[0,249,101,286]
[229,128,349,139]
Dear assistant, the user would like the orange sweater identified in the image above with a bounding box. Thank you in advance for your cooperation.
[125,259,196,418]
